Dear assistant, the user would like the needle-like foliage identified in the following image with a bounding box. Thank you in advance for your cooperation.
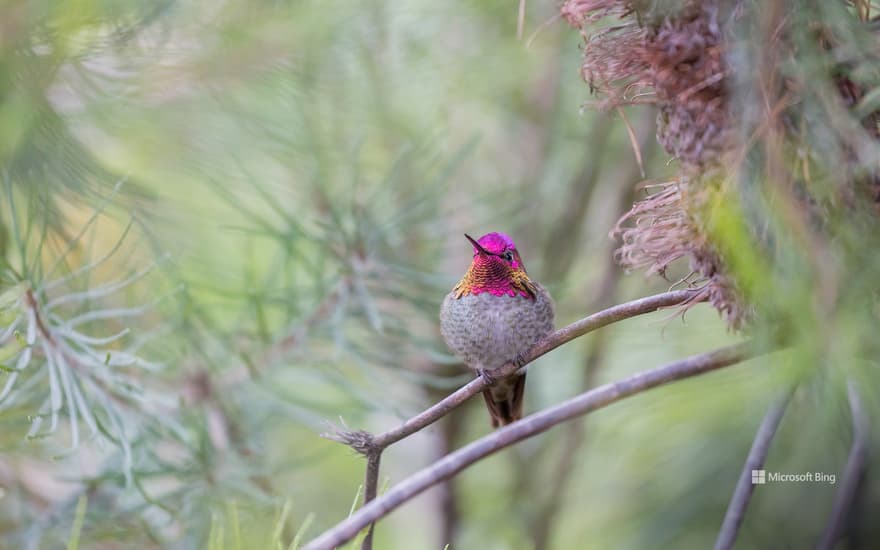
[1,0,879,549]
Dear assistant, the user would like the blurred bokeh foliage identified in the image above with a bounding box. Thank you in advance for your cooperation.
[0,0,878,548]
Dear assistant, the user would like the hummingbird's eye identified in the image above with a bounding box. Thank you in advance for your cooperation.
[503,251,514,262]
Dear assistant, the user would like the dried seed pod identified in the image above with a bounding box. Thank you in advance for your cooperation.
[568,0,880,329]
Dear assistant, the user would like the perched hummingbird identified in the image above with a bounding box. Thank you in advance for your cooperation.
[440,232,555,427]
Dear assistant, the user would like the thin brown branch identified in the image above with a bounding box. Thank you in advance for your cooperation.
[339,289,703,452]
[818,380,869,550]
[304,341,764,550]
[715,385,796,550]
[360,453,381,550]
[325,290,702,550]
[329,289,702,547]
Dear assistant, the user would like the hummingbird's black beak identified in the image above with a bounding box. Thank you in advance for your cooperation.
[465,234,491,256]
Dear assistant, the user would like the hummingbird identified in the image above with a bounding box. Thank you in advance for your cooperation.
[440,232,555,427]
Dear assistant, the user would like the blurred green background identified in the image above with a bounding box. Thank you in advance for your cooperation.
[0,1,876,549]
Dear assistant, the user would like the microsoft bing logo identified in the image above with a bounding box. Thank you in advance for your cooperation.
[749,469,835,485]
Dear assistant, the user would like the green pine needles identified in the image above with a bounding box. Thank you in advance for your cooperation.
[0,183,169,485]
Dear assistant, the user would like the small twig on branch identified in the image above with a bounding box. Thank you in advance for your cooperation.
[304,341,764,550]
[818,380,869,550]
[715,385,796,550]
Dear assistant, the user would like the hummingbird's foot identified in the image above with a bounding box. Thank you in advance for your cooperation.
[514,352,529,369]
[478,368,496,385]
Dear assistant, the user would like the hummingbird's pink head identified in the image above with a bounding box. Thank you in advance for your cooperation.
[466,232,527,270]
[453,232,536,299]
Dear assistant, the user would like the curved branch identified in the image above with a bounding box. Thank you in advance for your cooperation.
[331,289,703,549]
[715,385,795,550]
[333,289,704,454]
[818,380,869,550]
[305,341,762,550]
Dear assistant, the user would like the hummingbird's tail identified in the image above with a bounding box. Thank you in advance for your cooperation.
[481,372,526,428]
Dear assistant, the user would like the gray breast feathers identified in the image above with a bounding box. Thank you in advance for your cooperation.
[440,286,554,371]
